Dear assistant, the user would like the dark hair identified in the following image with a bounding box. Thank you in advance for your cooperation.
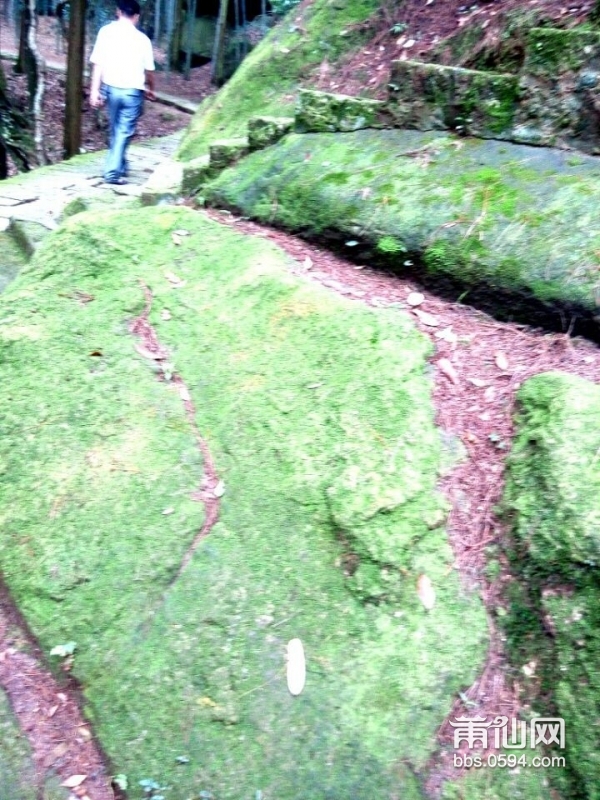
[117,0,141,16]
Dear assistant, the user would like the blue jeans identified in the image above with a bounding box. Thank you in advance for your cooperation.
[102,85,144,182]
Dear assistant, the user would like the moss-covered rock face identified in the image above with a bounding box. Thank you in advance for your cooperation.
[505,373,600,573]
[0,689,36,800]
[514,28,600,150]
[0,218,29,294]
[295,89,385,133]
[389,61,519,138]
[176,0,381,161]
[248,115,295,150]
[0,205,487,798]
[0,687,69,800]
[208,137,249,169]
[203,128,600,328]
[503,372,600,799]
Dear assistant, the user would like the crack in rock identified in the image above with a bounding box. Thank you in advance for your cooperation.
[129,282,221,578]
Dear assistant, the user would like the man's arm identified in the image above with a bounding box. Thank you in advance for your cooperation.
[90,62,104,108]
[144,69,156,101]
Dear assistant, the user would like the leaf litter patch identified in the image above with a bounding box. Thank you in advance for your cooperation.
[0,584,116,800]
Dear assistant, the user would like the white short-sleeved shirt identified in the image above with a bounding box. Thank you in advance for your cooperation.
[90,18,155,91]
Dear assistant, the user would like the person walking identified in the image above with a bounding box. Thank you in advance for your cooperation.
[89,0,156,185]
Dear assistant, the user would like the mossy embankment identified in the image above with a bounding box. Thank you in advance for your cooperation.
[0,220,29,294]
[176,0,380,161]
[0,689,36,800]
[0,205,488,798]
[502,372,600,800]
[203,128,600,336]
[0,687,68,800]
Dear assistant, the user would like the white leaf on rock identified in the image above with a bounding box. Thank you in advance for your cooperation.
[286,638,306,696]
[417,575,436,611]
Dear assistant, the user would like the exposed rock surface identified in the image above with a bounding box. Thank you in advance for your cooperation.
[503,372,600,799]
[203,128,600,335]
[0,205,487,798]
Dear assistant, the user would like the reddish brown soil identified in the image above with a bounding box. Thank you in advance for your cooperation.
[311,0,597,98]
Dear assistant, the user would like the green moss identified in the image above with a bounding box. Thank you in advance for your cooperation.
[376,235,407,256]
[389,61,518,137]
[0,205,487,799]
[177,0,381,161]
[295,89,385,133]
[502,372,600,799]
[0,690,36,800]
[204,128,600,316]
[0,220,29,294]
[525,27,600,75]
[504,372,600,574]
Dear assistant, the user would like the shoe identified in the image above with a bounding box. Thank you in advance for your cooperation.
[104,177,127,185]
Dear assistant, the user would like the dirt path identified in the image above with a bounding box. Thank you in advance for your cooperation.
[1,202,599,798]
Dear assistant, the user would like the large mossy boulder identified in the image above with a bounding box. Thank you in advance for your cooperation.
[203,128,600,329]
[503,372,600,799]
[0,205,487,798]
[176,0,381,161]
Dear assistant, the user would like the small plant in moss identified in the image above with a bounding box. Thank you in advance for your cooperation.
[376,235,407,255]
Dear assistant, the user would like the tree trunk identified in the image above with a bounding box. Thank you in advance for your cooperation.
[15,0,37,101]
[0,56,33,175]
[211,0,229,85]
[26,0,46,164]
[0,59,8,178]
[167,0,183,70]
[64,0,86,159]
[183,0,196,79]
[154,0,161,46]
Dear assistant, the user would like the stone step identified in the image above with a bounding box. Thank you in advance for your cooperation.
[388,60,518,139]
[295,89,386,133]
[208,137,250,170]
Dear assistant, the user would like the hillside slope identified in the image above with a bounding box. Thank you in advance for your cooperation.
[178,0,598,160]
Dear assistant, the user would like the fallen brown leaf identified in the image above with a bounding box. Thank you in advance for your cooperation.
[438,357,459,385]
[495,351,509,371]
[413,309,440,327]
[61,775,87,789]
